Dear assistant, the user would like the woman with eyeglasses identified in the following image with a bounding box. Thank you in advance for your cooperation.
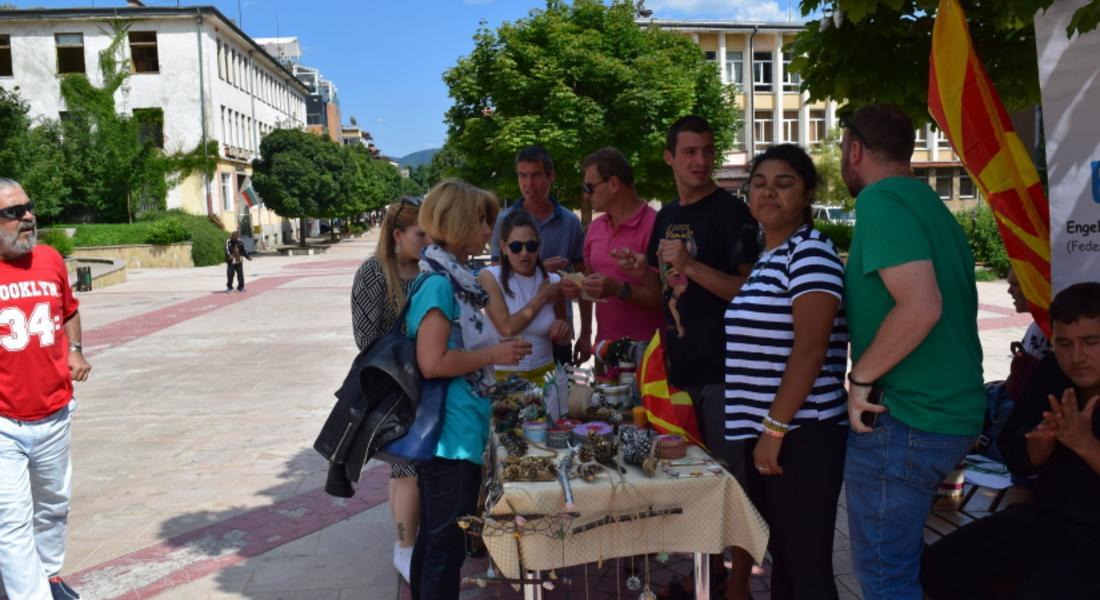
[348,196,427,583]
[724,144,849,600]
[477,210,571,382]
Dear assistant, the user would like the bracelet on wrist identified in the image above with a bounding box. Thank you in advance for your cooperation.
[762,415,790,437]
[847,372,874,387]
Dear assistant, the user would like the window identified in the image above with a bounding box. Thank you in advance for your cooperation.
[133,108,164,149]
[781,110,799,143]
[959,171,976,198]
[808,109,825,145]
[0,34,12,77]
[129,31,159,73]
[782,51,800,91]
[753,51,773,92]
[725,50,743,85]
[754,110,773,145]
[55,33,85,75]
[913,167,930,186]
[221,173,233,212]
[704,50,716,62]
[935,169,953,200]
[937,130,952,150]
[914,127,927,149]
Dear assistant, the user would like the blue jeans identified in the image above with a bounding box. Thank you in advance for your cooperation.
[409,457,481,600]
[0,401,74,600]
[844,414,974,600]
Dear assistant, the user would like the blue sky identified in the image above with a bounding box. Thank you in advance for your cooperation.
[11,0,804,158]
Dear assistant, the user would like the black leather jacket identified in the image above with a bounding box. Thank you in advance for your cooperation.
[315,330,421,497]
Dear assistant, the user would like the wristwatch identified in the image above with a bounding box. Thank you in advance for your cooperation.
[617,281,632,300]
[69,342,83,353]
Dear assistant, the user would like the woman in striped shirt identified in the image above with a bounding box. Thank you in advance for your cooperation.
[724,144,849,600]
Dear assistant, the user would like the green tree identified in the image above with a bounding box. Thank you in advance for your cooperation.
[252,129,342,246]
[789,0,1100,125]
[810,129,851,209]
[0,88,69,221]
[443,0,739,213]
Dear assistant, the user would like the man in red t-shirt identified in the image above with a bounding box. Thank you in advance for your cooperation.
[0,178,91,600]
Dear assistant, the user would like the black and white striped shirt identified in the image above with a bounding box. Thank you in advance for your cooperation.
[724,225,848,441]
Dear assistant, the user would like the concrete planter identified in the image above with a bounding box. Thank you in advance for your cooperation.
[70,242,194,268]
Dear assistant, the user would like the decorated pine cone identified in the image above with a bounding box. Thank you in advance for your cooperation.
[500,456,557,481]
[500,429,529,457]
[619,427,652,466]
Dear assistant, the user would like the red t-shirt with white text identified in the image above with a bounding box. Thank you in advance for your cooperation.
[0,245,79,420]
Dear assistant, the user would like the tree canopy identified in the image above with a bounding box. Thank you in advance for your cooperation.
[790,0,1100,125]
[252,130,410,244]
[441,0,739,206]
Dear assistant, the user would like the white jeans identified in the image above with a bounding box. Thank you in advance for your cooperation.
[0,401,73,600]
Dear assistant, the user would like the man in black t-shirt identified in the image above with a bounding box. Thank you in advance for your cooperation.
[617,115,761,598]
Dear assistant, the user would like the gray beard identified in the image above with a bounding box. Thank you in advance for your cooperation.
[0,225,36,259]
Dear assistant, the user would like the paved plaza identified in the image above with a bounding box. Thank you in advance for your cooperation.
[1,228,1031,600]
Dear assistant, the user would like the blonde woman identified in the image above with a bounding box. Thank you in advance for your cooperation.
[407,180,531,599]
[349,197,427,582]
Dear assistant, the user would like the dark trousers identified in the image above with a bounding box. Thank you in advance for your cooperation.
[552,342,572,365]
[226,262,244,290]
[920,503,1100,599]
[410,457,481,600]
[745,421,848,600]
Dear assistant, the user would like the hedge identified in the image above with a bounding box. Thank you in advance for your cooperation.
[814,220,853,253]
[954,207,1010,277]
[39,230,75,257]
[68,210,229,267]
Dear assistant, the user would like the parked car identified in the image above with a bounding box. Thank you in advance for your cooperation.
[812,205,856,226]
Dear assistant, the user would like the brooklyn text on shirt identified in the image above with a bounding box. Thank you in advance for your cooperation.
[0,280,63,302]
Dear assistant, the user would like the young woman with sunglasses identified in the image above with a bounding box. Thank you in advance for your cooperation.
[478,210,572,382]
[348,196,427,583]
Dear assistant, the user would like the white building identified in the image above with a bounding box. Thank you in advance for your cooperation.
[0,4,311,247]
[650,20,979,209]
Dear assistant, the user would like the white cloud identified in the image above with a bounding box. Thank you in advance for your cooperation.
[646,0,791,22]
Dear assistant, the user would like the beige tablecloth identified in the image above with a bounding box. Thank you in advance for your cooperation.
[482,440,770,580]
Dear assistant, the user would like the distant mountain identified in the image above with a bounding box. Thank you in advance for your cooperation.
[397,148,440,168]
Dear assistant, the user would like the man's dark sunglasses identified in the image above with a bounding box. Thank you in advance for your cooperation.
[0,201,34,220]
[507,240,539,254]
[838,113,873,149]
[581,179,609,195]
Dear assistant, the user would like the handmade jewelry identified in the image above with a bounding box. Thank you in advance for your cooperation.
[762,414,790,438]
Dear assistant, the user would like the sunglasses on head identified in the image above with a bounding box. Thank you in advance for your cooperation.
[389,196,422,227]
[0,201,34,221]
[507,240,539,254]
[838,113,873,150]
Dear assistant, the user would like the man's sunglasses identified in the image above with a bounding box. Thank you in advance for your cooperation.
[0,201,34,221]
[838,113,873,150]
[581,178,609,195]
[507,240,540,254]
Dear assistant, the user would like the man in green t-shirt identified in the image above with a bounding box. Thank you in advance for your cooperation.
[839,104,985,600]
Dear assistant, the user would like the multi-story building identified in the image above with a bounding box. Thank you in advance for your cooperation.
[341,121,380,158]
[0,3,310,248]
[651,20,981,209]
[255,37,342,144]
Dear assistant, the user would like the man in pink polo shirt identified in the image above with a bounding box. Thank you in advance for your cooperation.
[564,148,663,350]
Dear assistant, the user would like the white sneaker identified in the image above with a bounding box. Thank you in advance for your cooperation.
[393,542,413,583]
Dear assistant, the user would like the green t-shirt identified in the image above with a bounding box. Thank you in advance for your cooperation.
[406,275,490,465]
[845,176,985,436]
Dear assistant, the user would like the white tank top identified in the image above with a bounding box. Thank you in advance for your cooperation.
[484,265,559,372]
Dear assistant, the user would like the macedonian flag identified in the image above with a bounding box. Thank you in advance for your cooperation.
[929,0,1052,335]
[637,331,705,448]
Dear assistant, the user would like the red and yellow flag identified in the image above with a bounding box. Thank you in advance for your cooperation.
[637,331,705,448]
[929,0,1052,335]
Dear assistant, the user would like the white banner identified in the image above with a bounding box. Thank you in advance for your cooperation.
[1035,1,1100,293]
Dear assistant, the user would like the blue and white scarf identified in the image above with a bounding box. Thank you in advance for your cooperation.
[419,244,496,394]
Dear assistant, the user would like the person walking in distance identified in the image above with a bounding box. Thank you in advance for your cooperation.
[0,178,92,600]
[225,231,252,292]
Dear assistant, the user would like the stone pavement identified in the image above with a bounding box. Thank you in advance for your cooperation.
[0,228,1031,600]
